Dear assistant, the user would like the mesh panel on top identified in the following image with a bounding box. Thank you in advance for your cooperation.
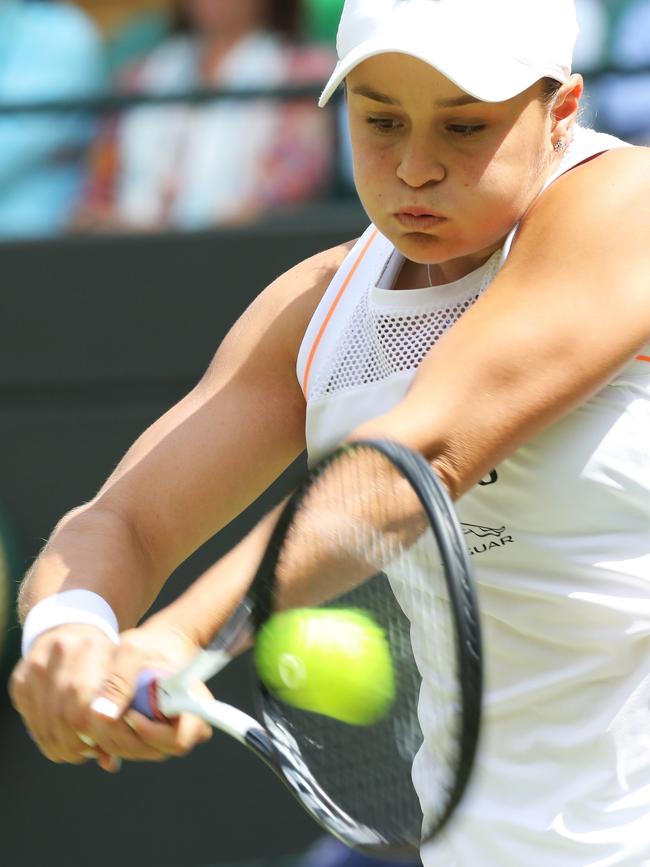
[309,252,501,402]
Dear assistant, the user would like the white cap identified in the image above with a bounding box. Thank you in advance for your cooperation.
[319,0,578,106]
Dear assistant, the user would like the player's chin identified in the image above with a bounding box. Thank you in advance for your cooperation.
[389,227,448,262]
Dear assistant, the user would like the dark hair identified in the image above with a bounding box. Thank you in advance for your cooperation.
[171,0,303,41]
[540,76,563,108]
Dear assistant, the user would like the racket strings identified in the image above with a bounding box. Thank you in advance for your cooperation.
[385,531,461,827]
[274,448,429,610]
[262,575,422,839]
[261,445,463,842]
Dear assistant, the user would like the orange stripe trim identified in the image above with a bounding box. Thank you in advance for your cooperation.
[302,227,380,395]
[636,355,650,363]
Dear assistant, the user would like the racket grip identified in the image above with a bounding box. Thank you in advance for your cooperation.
[132,669,169,722]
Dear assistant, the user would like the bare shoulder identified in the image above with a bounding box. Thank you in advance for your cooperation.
[242,239,357,358]
[495,145,650,364]
[510,146,650,293]
[522,145,650,234]
[550,145,649,208]
[260,238,358,322]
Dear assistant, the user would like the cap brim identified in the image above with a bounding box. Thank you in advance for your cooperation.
[318,36,556,107]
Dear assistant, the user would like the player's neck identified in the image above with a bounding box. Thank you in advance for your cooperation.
[395,249,499,290]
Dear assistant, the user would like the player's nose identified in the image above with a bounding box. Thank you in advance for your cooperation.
[396,136,446,188]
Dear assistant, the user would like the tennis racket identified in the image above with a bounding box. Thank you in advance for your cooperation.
[133,439,482,858]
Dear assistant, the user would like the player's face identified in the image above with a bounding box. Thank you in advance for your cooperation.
[346,54,555,282]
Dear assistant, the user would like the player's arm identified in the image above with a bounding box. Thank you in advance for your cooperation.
[9,240,354,767]
[350,147,650,496]
[18,243,353,626]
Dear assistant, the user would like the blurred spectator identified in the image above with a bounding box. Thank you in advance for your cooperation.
[571,0,610,128]
[590,0,650,142]
[574,0,609,72]
[0,0,106,239]
[104,0,346,82]
[609,0,650,68]
[75,0,336,233]
[105,7,172,82]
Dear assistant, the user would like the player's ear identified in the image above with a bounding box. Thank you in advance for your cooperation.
[550,74,583,143]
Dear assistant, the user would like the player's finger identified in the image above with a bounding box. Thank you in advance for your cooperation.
[10,630,113,764]
[86,669,171,762]
[85,709,173,762]
[19,713,96,766]
[84,626,207,761]
[91,671,136,721]
[46,629,130,763]
[122,709,213,756]
[89,626,189,721]
[43,639,107,757]
[87,699,211,761]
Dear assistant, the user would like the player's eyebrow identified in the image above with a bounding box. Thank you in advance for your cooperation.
[435,94,482,108]
[349,86,401,105]
[349,86,482,108]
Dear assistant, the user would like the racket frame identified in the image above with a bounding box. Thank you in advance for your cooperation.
[134,439,482,856]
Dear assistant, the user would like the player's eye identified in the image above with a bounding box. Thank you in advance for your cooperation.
[366,116,401,133]
[447,124,486,138]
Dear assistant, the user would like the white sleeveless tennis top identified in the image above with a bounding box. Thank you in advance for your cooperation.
[297,126,650,866]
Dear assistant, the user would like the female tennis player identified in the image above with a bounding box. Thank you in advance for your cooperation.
[10,0,650,863]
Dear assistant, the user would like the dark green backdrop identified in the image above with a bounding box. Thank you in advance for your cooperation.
[0,201,367,867]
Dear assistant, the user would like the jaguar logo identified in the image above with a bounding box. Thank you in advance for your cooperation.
[463,523,506,539]
[462,522,514,555]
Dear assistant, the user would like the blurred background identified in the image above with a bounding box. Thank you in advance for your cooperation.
[0,0,648,865]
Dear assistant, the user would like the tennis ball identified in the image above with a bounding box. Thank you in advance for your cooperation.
[254,608,395,726]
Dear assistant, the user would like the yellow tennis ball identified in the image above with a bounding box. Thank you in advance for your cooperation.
[254,608,395,726]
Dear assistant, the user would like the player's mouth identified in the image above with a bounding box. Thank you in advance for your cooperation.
[393,207,447,229]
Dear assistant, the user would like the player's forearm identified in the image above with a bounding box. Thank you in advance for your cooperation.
[144,448,430,651]
[17,502,165,629]
[142,498,375,650]
[142,505,283,648]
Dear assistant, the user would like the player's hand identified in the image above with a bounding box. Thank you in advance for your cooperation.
[9,623,119,769]
[9,623,212,771]
[83,625,213,769]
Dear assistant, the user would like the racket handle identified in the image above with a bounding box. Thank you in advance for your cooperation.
[132,669,170,722]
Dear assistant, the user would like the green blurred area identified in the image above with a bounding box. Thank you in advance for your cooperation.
[305,0,345,43]
[0,505,20,690]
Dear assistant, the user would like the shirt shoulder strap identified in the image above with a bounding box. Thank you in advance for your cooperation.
[296,224,393,398]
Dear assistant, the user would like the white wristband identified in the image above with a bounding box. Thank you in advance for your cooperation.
[21,589,120,657]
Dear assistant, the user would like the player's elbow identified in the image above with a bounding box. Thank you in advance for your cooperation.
[345,415,462,500]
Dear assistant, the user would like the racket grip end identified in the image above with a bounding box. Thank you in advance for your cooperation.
[132,669,168,721]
